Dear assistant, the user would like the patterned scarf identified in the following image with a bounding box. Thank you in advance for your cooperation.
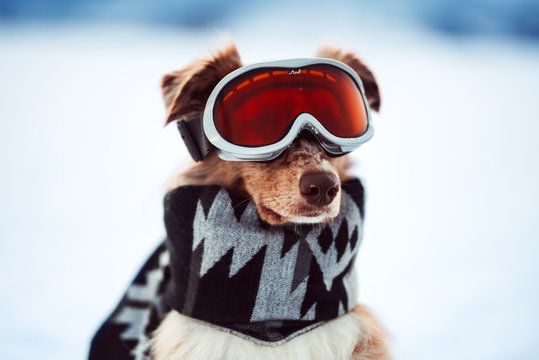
[89,178,365,360]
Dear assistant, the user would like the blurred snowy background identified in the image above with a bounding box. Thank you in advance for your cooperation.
[1,0,538,359]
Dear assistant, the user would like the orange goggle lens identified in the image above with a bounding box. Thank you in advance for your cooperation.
[213,64,368,147]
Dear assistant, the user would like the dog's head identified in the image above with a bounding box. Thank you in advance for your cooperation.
[162,44,380,225]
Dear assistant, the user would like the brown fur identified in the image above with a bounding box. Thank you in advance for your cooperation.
[160,43,390,359]
[174,139,350,224]
[350,305,392,360]
[163,43,242,125]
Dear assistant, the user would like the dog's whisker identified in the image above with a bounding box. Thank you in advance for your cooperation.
[232,197,253,209]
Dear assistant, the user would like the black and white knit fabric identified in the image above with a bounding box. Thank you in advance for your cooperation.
[89,178,365,360]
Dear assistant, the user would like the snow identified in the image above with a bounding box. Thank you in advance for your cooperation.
[0,4,538,359]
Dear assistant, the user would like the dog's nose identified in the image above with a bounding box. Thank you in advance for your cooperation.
[299,172,340,206]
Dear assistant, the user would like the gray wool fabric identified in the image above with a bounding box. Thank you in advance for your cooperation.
[194,190,361,321]
[164,180,365,343]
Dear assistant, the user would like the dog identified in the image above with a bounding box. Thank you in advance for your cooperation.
[150,43,391,360]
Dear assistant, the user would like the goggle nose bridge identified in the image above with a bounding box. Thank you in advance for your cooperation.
[286,113,347,155]
[294,112,323,134]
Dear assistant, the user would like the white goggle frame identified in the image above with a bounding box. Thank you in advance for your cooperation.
[193,58,374,161]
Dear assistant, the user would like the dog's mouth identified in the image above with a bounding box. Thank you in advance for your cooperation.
[258,206,285,223]
[258,203,339,225]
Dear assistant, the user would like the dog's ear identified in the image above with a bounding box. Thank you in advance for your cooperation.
[316,47,381,112]
[161,44,243,125]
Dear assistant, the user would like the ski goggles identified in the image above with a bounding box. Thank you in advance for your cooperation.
[177,58,374,162]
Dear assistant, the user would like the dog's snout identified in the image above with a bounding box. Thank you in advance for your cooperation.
[299,172,339,206]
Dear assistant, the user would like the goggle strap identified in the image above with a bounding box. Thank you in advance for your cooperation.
[177,113,214,162]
